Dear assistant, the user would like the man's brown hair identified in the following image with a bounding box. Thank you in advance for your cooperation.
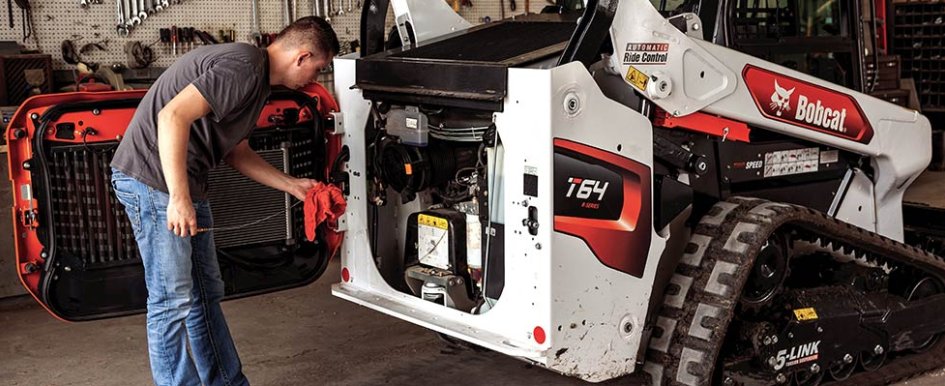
[275,16,340,57]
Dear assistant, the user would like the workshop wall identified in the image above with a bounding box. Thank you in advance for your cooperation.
[0,0,529,71]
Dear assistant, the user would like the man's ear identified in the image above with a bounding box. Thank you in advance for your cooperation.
[296,51,312,67]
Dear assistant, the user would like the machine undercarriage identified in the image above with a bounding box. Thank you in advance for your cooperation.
[651,197,945,385]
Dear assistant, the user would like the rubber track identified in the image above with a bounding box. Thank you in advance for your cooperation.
[642,197,945,386]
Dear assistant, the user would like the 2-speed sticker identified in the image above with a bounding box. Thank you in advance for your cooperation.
[626,66,649,90]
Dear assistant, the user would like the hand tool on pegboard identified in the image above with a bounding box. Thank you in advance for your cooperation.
[13,0,33,43]
[180,27,190,53]
[194,29,218,45]
[136,0,148,23]
[159,27,170,53]
[116,0,129,36]
[323,0,331,23]
[128,0,141,26]
[7,0,13,28]
[282,0,289,27]
[249,0,261,43]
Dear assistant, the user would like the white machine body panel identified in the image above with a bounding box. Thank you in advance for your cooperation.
[332,55,666,381]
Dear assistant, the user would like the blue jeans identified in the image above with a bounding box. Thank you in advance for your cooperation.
[111,169,249,386]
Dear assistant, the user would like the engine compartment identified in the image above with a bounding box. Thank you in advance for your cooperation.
[365,103,505,312]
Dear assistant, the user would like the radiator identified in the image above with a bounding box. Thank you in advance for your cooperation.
[207,146,294,249]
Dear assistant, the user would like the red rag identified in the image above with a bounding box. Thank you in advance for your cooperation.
[304,182,347,256]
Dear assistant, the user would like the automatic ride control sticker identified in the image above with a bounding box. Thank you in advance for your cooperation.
[622,43,669,65]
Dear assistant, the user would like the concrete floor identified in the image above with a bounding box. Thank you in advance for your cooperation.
[0,259,597,386]
[0,258,942,386]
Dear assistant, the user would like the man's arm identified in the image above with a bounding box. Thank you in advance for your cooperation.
[158,84,212,237]
[225,140,317,201]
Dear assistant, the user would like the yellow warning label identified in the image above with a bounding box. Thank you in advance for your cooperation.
[793,307,819,321]
[625,66,649,90]
[418,214,449,230]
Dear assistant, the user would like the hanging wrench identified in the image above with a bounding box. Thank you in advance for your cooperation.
[249,0,261,42]
[154,0,163,11]
[314,0,320,17]
[137,0,148,21]
[282,0,289,27]
[116,0,130,36]
[129,0,141,26]
[147,0,156,14]
[323,0,331,23]
[124,0,136,28]
[346,0,352,13]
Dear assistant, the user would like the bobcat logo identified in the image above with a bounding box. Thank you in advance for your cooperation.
[769,80,795,117]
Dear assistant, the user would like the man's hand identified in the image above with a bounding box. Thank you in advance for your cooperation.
[167,196,198,237]
[157,83,212,238]
[287,178,319,201]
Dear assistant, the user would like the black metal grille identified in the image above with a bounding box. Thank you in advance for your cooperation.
[45,128,316,268]
[48,144,138,267]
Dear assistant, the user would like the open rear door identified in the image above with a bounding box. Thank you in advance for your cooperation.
[6,88,337,321]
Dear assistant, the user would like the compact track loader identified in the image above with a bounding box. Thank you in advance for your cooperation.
[330,0,945,384]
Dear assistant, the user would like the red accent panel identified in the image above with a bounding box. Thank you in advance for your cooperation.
[743,65,874,144]
[654,109,751,142]
[553,139,652,277]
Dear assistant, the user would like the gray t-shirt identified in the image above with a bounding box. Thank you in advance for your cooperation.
[111,42,271,200]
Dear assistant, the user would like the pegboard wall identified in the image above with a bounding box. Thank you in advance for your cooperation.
[0,0,531,70]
